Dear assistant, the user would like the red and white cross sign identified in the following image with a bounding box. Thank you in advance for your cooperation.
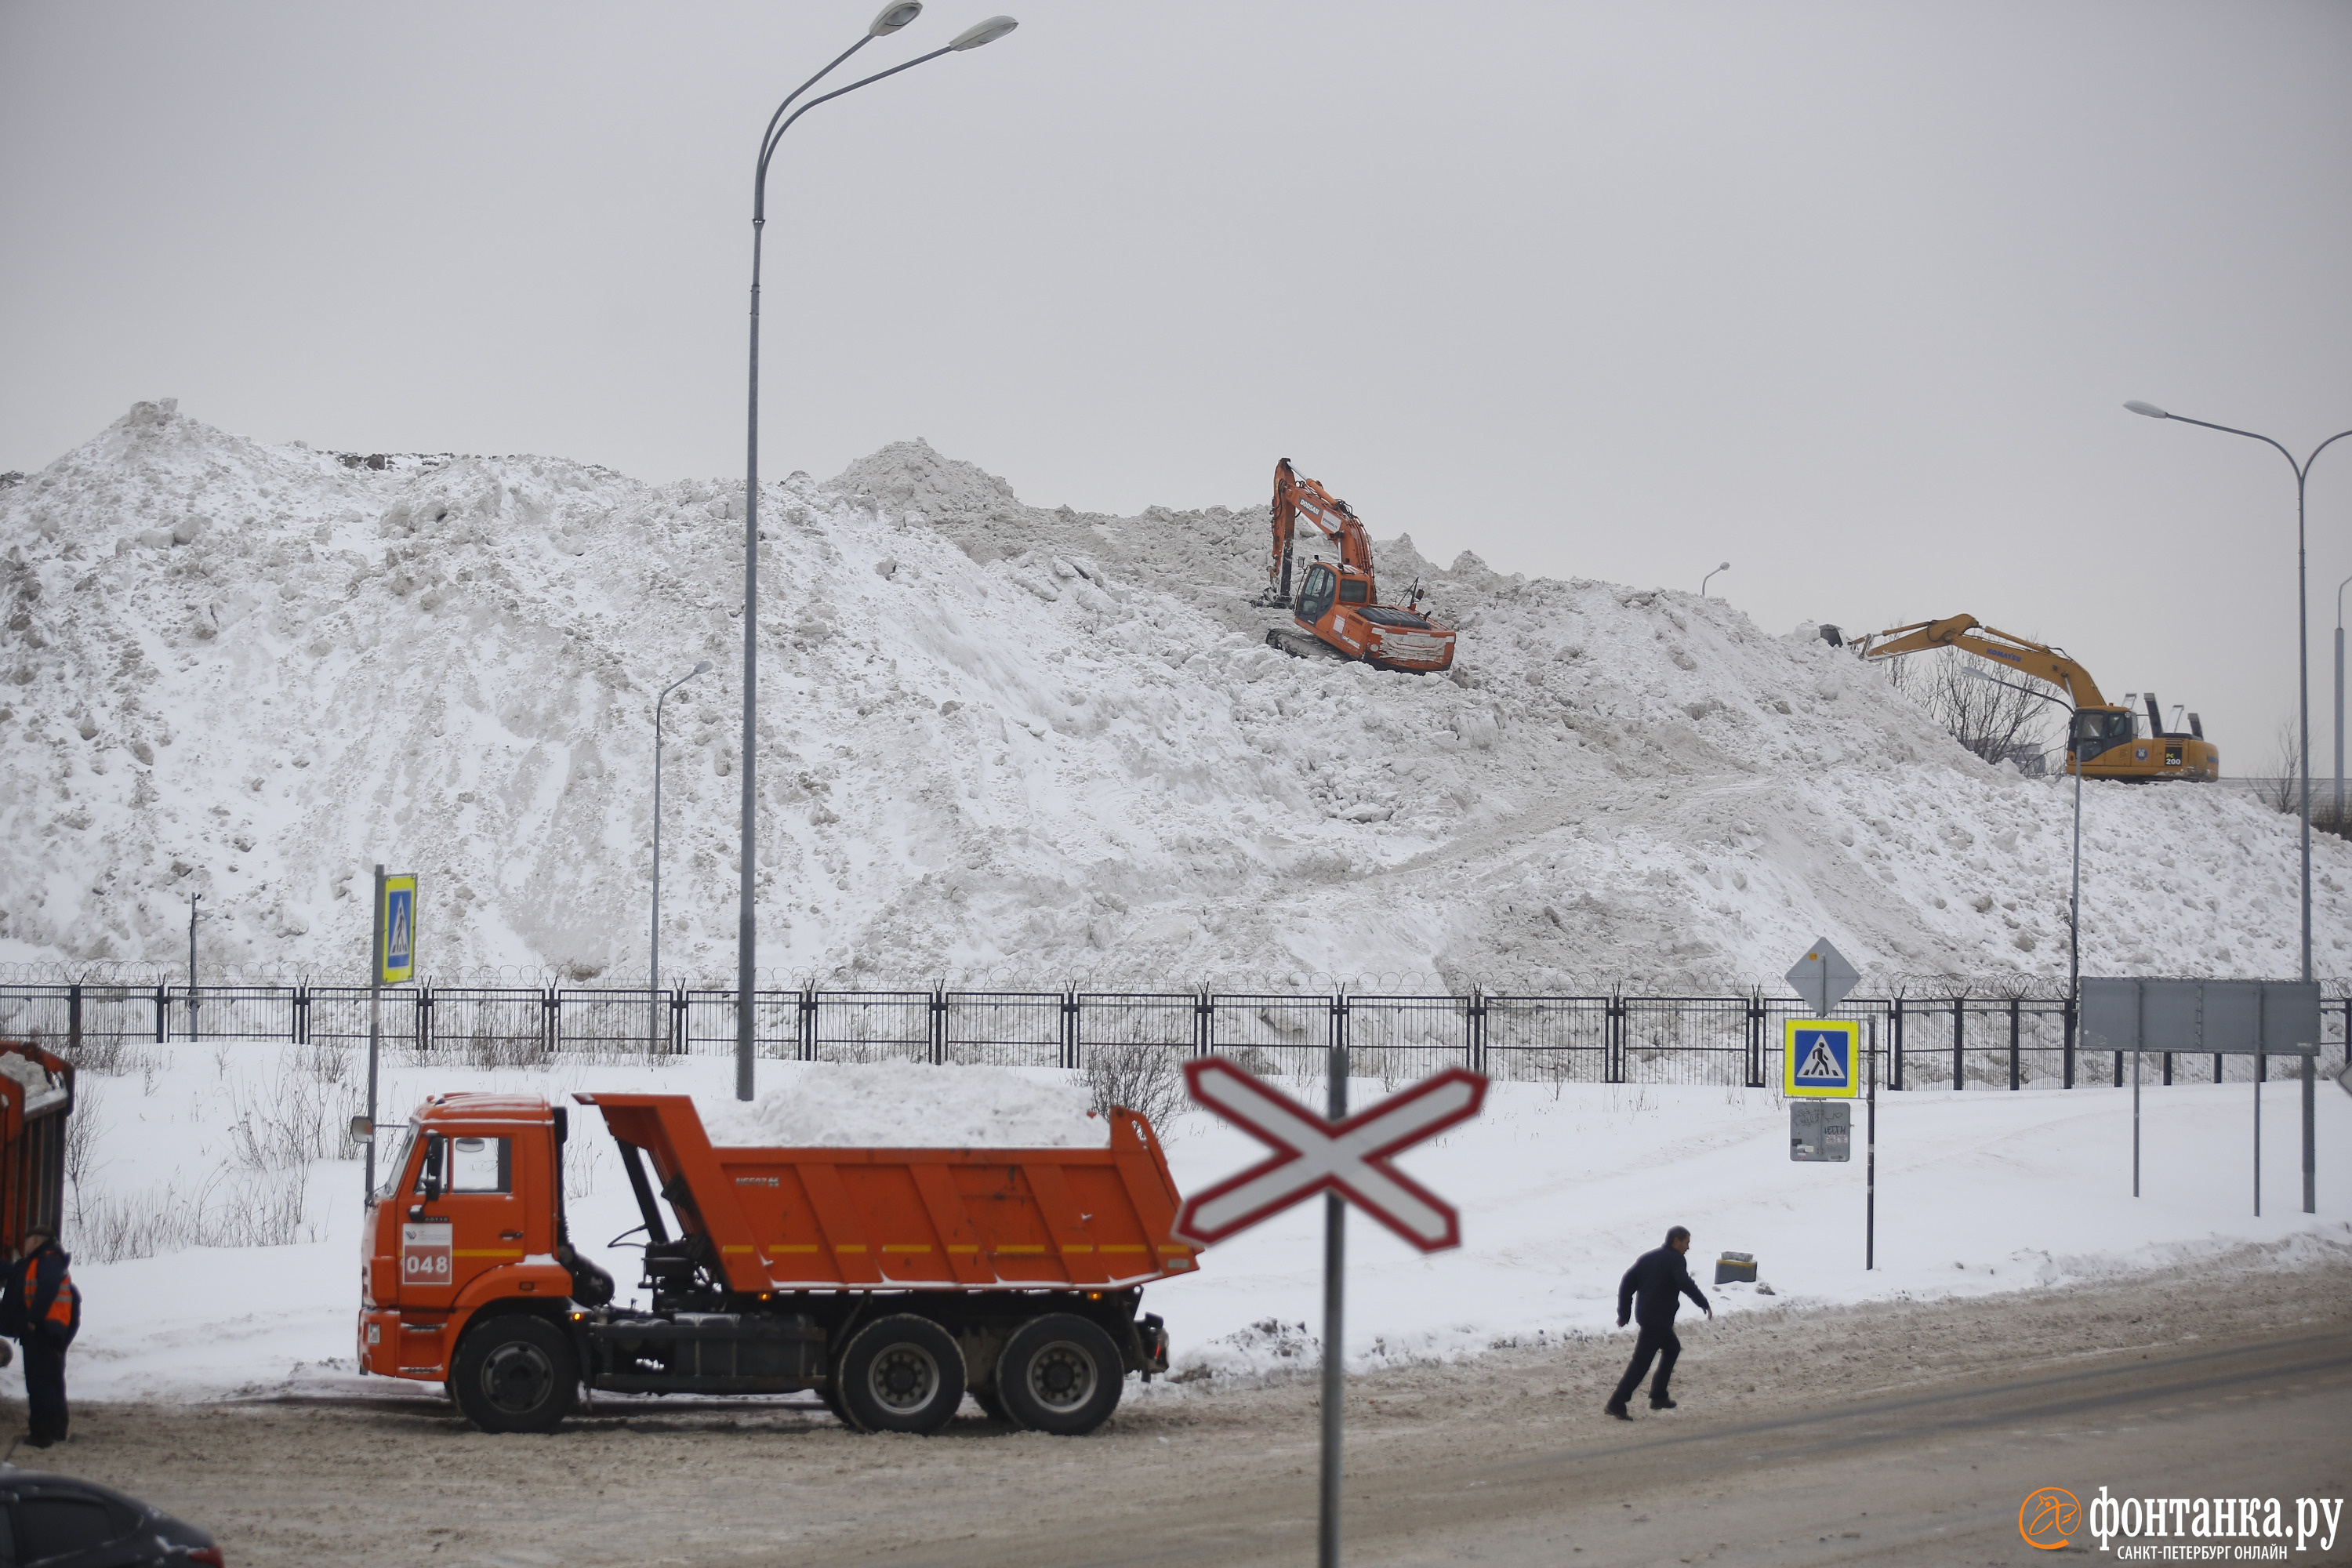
[1172,1058,1488,1253]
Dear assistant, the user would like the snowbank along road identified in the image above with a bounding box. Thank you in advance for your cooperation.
[5,401,2347,988]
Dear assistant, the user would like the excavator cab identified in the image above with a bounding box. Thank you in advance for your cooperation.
[2067,709,2138,765]
[1295,563,1370,623]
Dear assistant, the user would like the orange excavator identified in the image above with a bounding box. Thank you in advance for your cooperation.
[1858,614,2220,781]
[1258,458,1456,673]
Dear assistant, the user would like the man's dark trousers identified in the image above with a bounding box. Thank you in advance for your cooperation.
[1611,1320,1679,1408]
[23,1337,67,1443]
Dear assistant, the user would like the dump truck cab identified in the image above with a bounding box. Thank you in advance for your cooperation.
[358,1095,597,1389]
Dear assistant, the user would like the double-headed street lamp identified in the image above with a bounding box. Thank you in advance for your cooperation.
[652,659,713,1051]
[735,5,1020,1100]
[2125,399,2351,1215]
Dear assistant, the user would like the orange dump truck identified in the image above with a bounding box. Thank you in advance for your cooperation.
[356,1091,1196,1436]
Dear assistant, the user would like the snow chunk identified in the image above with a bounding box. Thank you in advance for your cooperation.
[698,1062,1105,1149]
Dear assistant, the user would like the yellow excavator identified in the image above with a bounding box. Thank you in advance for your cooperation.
[1858,615,2220,782]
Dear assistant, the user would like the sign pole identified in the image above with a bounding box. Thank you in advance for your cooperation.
[1865,1014,1877,1271]
[2131,1045,2140,1199]
[366,863,384,1197]
[1174,1056,1484,1568]
[1319,1037,1347,1568]
[2252,1057,2261,1218]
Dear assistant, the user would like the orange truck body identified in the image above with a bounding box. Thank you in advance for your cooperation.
[0,1043,73,1260]
[358,1091,1195,1436]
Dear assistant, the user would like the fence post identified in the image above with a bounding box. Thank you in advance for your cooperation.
[1606,989,1627,1084]
[154,984,166,1044]
[67,984,82,1059]
[798,985,815,1062]
[930,986,947,1067]
[2009,996,2020,1091]
[1951,996,1965,1091]
[2161,1049,2172,1087]
[1893,996,1905,1091]
[1061,989,1079,1072]
[1196,989,1213,1058]
[543,987,558,1057]
[1744,989,1765,1089]
[1467,988,1486,1075]
[1331,988,1350,1072]
[2061,994,2074,1088]
[293,984,307,1046]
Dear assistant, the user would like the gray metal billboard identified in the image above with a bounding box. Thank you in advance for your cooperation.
[2078,978,2321,1056]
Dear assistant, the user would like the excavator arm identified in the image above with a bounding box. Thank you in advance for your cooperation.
[1858,614,2107,710]
[1267,457,1376,605]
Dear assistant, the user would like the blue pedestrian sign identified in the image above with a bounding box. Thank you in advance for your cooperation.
[379,873,417,985]
[1783,1019,1859,1098]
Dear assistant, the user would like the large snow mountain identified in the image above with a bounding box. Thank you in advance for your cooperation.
[3,401,2343,989]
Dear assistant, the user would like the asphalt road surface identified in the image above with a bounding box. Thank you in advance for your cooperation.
[20,1250,2351,1566]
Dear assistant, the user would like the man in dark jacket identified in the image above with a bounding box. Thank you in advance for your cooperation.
[0,1227,78,1448]
[1606,1225,1710,1419]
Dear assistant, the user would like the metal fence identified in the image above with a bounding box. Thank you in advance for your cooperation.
[0,982,2343,1090]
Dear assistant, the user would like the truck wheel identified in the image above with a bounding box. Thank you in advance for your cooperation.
[997,1315,1123,1436]
[837,1315,964,1436]
[452,1315,577,1435]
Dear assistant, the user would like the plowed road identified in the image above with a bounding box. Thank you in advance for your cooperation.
[34,1255,2352,1566]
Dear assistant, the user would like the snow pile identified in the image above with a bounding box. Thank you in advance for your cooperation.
[698,1061,1103,1149]
[4,401,2347,990]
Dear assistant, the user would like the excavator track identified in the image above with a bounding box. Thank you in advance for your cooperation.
[1265,626,1347,662]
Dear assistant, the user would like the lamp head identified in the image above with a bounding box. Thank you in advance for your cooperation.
[692,659,713,675]
[869,2,923,36]
[1717,561,1730,572]
[2123,400,2169,419]
[949,14,1018,49]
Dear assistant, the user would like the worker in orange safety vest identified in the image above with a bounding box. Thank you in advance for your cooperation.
[0,1226,79,1448]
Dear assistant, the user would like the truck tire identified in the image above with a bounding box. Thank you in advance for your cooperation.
[837,1315,964,1436]
[997,1314,1123,1436]
[452,1315,577,1435]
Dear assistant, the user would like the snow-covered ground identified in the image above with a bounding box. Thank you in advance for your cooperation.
[27,1044,2351,1409]
[5,400,2347,992]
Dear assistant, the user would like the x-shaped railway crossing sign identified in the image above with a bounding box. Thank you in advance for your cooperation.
[1173,1058,1488,1252]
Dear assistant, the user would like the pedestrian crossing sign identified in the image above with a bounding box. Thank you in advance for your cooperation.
[379,873,417,985]
[1783,1019,1859,1098]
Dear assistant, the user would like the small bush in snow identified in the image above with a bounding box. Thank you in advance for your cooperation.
[1082,1042,1187,1131]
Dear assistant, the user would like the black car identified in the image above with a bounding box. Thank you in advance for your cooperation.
[0,1468,220,1566]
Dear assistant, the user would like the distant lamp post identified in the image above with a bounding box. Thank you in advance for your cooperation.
[186,893,202,1044]
[734,5,1021,1102]
[1700,561,1730,597]
[2125,398,2352,1217]
[652,659,713,1052]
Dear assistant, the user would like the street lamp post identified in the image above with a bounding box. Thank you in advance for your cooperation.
[1965,664,2085,1069]
[2125,400,2352,1215]
[2336,573,2350,835]
[652,659,713,1052]
[1700,561,1730,597]
[735,5,1020,1101]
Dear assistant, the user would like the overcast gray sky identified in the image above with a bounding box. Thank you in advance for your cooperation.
[5,2,2347,774]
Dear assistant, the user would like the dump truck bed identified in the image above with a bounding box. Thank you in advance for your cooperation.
[575,1094,1200,1293]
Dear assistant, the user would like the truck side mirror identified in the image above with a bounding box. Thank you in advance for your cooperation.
[347,1115,375,1145]
[422,1134,445,1203]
